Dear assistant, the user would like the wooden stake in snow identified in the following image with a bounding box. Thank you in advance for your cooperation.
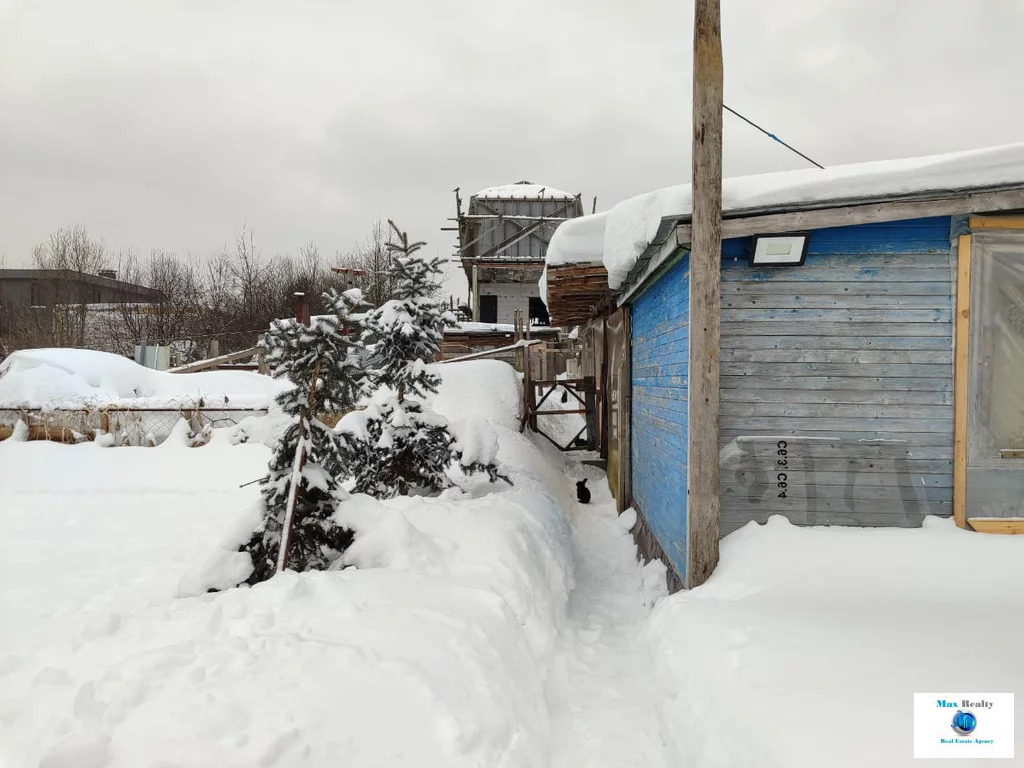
[275,434,306,573]
[687,0,723,589]
[275,356,322,574]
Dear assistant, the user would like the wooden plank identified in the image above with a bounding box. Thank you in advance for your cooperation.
[722,308,951,323]
[687,0,723,590]
[722,498,953,514]
[721,362,950,377]
[722,267,952,282]
[721,321,951,337]
[968,518,1024,534]
[724,468,952,487]
[721,415,952,432]
[968,216,1024,230]
[721,375,951,391]
[620,308,633,512]
[722,477,953,499]
[723,402,951,419]
[724,256,951,273]
[721,387,952,405]
[169,346,261,373]
[723,294,950,310]
[722,280,952,295]
[720,334,951,351]
[953,234,971,529]
[720,429,954,446]
[723,455,952,473]
[720,437,953,458]
[721,349,951,364]
[709,187,1024,240]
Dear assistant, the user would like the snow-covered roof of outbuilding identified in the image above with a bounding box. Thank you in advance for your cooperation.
[475,181,576,200]
[543,143,1024,293]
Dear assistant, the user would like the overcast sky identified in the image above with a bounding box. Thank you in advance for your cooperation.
[2,0,1023,298]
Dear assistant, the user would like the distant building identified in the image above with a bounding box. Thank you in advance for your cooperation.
[0,269,163,350]
[0,269,162,314]
[452,182,584,325]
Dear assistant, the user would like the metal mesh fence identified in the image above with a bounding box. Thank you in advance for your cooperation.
[0,406,268,446]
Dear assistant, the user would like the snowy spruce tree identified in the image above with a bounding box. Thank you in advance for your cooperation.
[241,288,368,584]
[345,221,509,498]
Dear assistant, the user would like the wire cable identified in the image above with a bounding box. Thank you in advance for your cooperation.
[723,104,825,170]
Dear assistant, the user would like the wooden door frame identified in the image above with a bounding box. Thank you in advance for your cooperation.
[953,234,971,529]
[956,217,1024,530]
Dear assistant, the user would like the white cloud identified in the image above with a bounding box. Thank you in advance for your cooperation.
[1,0,1022,299]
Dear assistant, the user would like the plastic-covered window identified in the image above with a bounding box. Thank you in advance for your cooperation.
[965,232,1024,518]
[968,233,1024,463]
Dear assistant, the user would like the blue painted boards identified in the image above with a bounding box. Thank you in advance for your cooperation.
[630,254,689,579]
[627,216,954,579]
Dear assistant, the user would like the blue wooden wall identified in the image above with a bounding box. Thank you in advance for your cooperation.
[630,254,689,579]
[629,217,956,580]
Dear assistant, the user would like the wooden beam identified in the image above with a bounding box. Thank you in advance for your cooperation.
[687,0,723,589]
[968,215,1024,230]
[968,518,1024,535]
[953,234,972,529]
[435,339,541,364]
[168,345,261,373]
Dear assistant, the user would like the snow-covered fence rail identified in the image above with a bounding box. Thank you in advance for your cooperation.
[0,406,267,446]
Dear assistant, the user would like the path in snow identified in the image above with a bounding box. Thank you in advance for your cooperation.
[544,461,670,768]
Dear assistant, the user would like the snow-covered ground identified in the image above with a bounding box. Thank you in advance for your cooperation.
[0,361,579,768]
[4,353,1022,767]
[545,473,669,768]
[648,516,1024,767]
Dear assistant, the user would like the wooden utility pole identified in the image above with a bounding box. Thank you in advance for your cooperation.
[687,0,723,588]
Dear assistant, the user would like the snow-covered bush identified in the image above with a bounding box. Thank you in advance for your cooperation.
[342,221,509,497]
[240,288,368,584]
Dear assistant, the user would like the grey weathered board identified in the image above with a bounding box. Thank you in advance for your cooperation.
[719,224,955,534]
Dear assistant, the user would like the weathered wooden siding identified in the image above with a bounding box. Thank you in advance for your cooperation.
[467,197,578,262]
[718,217,955,534]
[630,255,689,578]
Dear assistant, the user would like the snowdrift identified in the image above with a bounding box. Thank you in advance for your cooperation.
[647,516,1024,767]
[0,360,575,768]
[0,348,286,408]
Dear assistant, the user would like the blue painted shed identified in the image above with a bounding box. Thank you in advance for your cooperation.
[542,145,1024,589]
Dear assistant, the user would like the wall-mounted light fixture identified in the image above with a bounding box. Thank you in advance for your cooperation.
[749,234,809,267]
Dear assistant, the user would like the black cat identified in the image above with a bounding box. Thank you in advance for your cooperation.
[576,479,591,504]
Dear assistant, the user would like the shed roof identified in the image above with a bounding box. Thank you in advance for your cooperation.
[544,143,1024,294]
[0,268,164,299]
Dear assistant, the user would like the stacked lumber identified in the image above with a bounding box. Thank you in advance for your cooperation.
[545,263,613,326]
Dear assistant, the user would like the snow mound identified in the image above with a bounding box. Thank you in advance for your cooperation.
[543,142,1024,290]
[647,515,1024,767]
[1,357,576,768]
[0,348,286,408]
[430,360,522,430]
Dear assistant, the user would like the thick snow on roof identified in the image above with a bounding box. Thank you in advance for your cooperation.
[538,211,609,304]
[475,182,575,200]
[545,143,1024,291]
